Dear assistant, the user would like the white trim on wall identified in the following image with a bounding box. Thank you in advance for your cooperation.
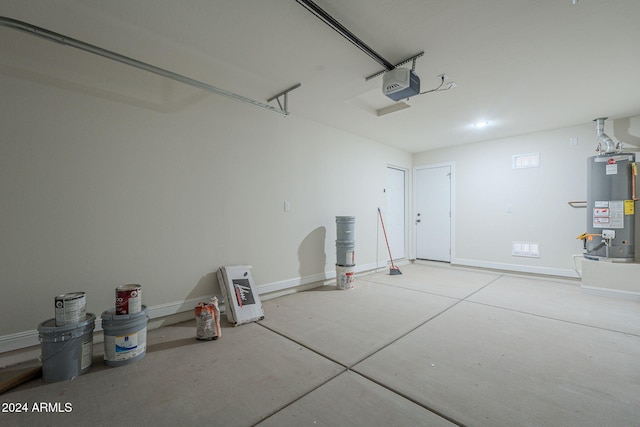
[581,285,640,302]
[0,294,220,354]
[452,257,580,279]
[0,262,383,354]
[385,164,409,261]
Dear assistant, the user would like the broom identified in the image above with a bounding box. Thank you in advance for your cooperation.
[377,208,402,275]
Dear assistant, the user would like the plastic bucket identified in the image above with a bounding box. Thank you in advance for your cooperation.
[101,306,148,367]
[336,265,355,290]
[336,240,355,267]
[38,313,96,382]
[336,216,355,241]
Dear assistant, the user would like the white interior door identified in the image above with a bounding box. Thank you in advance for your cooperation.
[415,165,451,262]
[385,167,406,260]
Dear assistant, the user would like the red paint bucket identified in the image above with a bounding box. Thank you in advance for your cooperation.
[115,284,142,315]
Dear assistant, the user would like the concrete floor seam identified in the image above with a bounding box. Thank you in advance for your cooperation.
[256,321,349,368]
[256,293,462,372]
[289,275,508,372]
[359,278,465,301]
[464,299,640,338]
[458,275,505,300]
[257,317,467,426]
[335,275,505,368]
[250,368,350,427]
[346,302,464,368]
[362,273,638,339]
[254,289,476,425]
[4,263,638,426]
[347,369,467,427]
[361,274,504,302]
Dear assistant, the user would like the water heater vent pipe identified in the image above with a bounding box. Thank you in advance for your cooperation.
[594,117,617,154]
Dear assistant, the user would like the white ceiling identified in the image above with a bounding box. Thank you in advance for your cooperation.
[2,0,640,153]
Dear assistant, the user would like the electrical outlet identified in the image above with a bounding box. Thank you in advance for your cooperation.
[512,152,540,169]
[513,241,540,258]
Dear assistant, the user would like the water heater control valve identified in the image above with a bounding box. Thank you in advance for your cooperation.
[602,230,616,239]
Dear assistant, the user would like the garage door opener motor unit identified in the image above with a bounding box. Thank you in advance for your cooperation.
[383,68,420,101]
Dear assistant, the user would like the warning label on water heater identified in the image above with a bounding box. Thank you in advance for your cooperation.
[593,200,624,228]
[606,164,618,175]
[624,200,635,215]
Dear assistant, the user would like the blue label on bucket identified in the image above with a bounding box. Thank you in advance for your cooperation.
[115,336,138,352]
[106,330,146,361]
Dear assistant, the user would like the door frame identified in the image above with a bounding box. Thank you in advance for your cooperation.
[385,165,409,262]
[412,162,456,262]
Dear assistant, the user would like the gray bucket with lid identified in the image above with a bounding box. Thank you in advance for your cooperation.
[101,306,148,367]
[37,313,96,382]
[336,216,355,241]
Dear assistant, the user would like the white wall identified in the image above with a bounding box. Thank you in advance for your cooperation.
[0,68,410,342]
[413,118,640,277]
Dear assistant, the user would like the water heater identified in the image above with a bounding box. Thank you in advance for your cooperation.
[585,152,637,261]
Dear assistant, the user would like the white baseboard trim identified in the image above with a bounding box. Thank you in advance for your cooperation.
[0,294,220,354]
[0,331,40,354]
[256,272,329,295]
[452,258,580,279]
[144,295,218,320]
[256,261,381,296]
[581,285,640,301]
[1,263,384,355]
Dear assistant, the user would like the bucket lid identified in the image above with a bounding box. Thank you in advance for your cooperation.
[116,283,142,292]
[100,305,148,326]
[55,291,86,301]
[37,313,96,341]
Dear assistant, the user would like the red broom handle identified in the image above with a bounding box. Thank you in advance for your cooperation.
[378,208,397,269]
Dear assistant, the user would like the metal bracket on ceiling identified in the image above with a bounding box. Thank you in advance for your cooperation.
[365,52,425,81]
[0,16,295,116]
[266,83,302,115]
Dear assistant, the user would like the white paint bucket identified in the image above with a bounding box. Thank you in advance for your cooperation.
[38,313,95,382]
[336,240,355,266]
[101,306,148,367]
[115,284,142,315]
[336,265,355,290]
[54,292,86,326]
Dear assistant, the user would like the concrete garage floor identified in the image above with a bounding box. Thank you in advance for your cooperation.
[1,263,639,426]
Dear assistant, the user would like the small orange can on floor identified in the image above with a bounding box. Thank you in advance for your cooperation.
[195,297,221,340]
